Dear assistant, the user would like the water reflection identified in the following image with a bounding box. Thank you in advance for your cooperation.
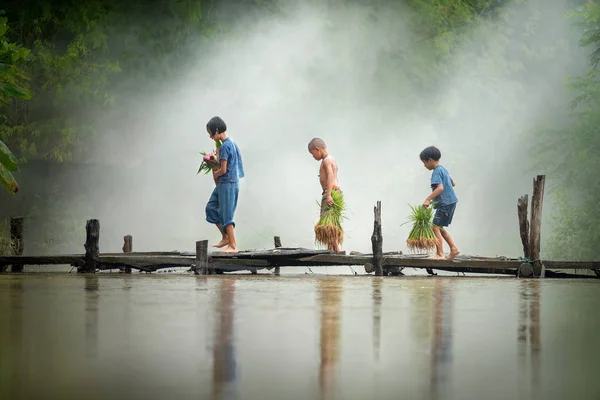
[84,276,99,359]
[318,278,343,400]
[372,277,382,362]
[518,280,541,398]
[212,278,238,400]
[1,279,24,399]
[429,279,454,400]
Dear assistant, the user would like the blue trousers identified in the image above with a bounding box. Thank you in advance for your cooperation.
[206,181,239,228]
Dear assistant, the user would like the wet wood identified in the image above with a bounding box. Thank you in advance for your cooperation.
[518,263,534,278]
[529,175,546,277]
[371,201,383,276]
[273,236,282,275]
[82,219,100,273]
[196,240,210,275]
[9,216,24,272]
[517,195,530,259]
[122,235,133,274]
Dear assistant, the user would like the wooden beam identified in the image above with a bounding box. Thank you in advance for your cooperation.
[517,195,530,259]
[122,235,133,274]
[196,240,210,275]
[371,201,383,276]
[82,219,100,273]
[273,236,281,275]
[9,217,24,272]
[529,175,546,277]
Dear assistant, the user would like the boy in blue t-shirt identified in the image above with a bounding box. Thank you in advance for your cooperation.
[205,116,245,253]
[420,146,460,260]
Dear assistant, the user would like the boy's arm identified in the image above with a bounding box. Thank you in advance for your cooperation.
[213,159,228,178]
[324,160,334,204]
[423,184,443,208]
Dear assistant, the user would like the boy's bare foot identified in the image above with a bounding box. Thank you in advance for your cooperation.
[448,249,461,260]
[429,254,446,260]
[213,239,229,248]
[222,246,238,253]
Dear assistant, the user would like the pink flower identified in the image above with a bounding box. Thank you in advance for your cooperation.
[209,154,215,161]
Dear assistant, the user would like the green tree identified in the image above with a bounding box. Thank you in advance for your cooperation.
[538,1,600,260]
[0,10,31,194]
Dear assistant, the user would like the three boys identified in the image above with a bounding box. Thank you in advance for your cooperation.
[202,117,458,259]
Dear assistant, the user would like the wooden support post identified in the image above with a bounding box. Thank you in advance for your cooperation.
[195,240,209,275]
[517,195,530,259]
[122,235,132,274]
[10,217,24,272]
[82,219,100,273]
[371,201,383,276]
[529,175,546,277]
[273,236,281,275]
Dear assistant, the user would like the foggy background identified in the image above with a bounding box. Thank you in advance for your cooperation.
[2,0,590,267]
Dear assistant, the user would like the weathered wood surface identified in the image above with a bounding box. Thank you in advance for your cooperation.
[9,216,24,272]
[273,236,282,275]
[517,195,530,259]
[210,248,336,259]
[196,240,210,275]
[371,201,383,276]
[122,235,133,274]
[82,219,100,273]
[1,250,599,274]
[529,175,546,276]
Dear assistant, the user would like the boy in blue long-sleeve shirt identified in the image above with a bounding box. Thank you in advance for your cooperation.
[205,116,245,253]
[420,146,460,260]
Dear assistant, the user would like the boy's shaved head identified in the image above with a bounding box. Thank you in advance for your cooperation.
[308,137,326,150]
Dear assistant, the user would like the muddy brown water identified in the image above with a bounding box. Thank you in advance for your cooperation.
[1,273,599,400]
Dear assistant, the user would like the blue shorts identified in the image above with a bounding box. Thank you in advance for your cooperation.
[433,202,457,228]
[205,181,239,228]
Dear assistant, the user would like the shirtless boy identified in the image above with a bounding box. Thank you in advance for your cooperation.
[308,138,343,252]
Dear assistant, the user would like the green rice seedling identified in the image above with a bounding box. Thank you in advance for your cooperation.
[404,204,438,253]
[315,189,346,251]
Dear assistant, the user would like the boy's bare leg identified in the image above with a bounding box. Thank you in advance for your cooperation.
[440,229,460,259]
[213,224,229,248]
[222,224,238,253]
[430,226,446,259]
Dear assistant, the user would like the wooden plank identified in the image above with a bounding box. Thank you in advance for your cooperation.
[543,261,600,270]
[210,248,334,259]
[529,175,546,276]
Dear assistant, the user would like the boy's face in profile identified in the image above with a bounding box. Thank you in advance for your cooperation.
[422,159,436,170]
[309,147,323,161]
[207,127,219,141]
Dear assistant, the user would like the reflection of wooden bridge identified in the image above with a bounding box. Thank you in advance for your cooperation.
[1,175,599,278]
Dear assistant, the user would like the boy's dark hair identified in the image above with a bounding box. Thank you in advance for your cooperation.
[207,116,227,136]
[308,137,326,150]
[419,146,441,161]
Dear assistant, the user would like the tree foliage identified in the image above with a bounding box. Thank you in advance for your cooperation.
[0,10,30,194]
[538,1,600,260]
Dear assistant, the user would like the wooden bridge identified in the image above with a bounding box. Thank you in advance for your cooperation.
[0,175,599,278]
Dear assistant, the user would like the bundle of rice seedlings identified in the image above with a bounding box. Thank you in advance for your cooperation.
[404,204,438,253]
[315,189,346,251]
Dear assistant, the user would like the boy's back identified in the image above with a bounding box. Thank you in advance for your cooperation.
[219,138,245,183]
[431,165,457,207]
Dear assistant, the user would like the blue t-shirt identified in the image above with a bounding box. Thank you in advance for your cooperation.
[218,138,245,183]
[430,165,457,207]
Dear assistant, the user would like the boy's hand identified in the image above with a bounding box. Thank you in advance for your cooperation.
[422,199,431,208]
[326,195,334,206]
